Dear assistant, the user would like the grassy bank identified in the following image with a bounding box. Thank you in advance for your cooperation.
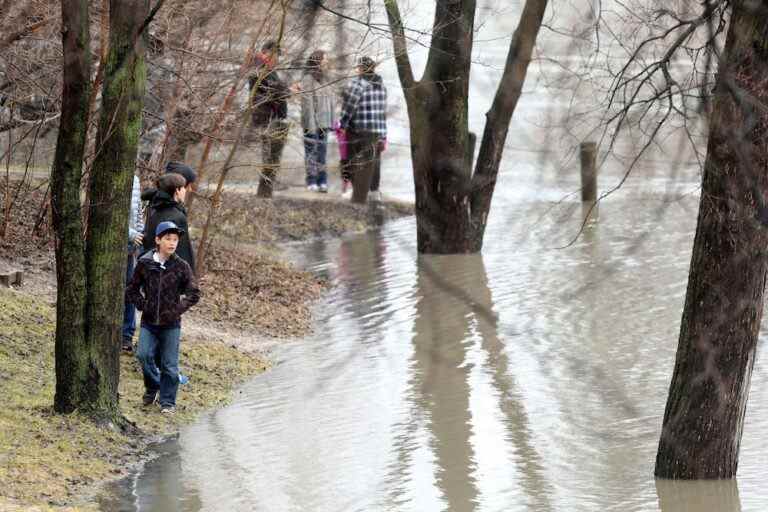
[0,287,268,510]
[0,179,414,509]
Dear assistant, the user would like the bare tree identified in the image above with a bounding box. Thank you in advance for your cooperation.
[51,0,157,421]
[50,0,91,415]
[384,0,549,253]
[655,0,768,479]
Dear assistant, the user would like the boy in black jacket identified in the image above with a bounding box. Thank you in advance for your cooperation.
[127,221,200,413]
[142,171,196,271]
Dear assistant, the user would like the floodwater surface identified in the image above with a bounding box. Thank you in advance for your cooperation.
[100,170,768,511]
[100,1,768,509]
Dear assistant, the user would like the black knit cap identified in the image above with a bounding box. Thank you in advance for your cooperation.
[164,161,196,185]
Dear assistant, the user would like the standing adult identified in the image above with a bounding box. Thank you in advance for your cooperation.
[122,173,144,353]
[249,40,290,198]
[339,56,388,203]
[298,50,336,192]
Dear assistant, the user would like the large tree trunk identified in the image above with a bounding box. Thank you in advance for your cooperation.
[51,0,91,414]
[655,2,768,479]
[84,0,150,420]
[401,0,475,254]
[385,0,547,254]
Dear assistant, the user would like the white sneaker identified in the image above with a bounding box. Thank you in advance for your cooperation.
[369,191,382,202]
[307,184,319,192]
[341,188,353,199]
[318,183,328,193]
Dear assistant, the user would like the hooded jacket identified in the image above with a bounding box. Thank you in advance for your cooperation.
[142,189,195,272]
[126,250,200,327]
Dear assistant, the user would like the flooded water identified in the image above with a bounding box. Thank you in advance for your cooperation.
[101,167,768,511]
[99,1,768,509]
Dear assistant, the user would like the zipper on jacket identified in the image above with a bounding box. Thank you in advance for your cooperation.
[156,265,164,323]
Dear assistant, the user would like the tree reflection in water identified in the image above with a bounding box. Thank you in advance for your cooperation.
[398,253,553,511]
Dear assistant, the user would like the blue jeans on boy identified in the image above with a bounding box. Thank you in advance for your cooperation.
[304,130,328,187]
[122,251,136,343]
[136,325,180,407]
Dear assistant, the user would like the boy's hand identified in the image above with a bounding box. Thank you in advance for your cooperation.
[133,233,144,246]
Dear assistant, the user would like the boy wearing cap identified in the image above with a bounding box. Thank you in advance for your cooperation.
[126,220,200,413]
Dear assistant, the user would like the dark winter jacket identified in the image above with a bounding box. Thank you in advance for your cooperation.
[142,189,195,272]
[126,250,200,327]
[248,54,289,127]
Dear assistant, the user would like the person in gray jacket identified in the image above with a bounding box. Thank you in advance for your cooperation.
[298,50,336,192]
[123,173,144,352]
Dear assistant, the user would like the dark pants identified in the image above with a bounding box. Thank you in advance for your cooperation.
[122,251,136,344]
[136,325,181,407]
[347,130,382,203]
[304,130,328,186]
[256,120,288,197]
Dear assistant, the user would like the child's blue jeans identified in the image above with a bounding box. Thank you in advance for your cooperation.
[136,325,180,407]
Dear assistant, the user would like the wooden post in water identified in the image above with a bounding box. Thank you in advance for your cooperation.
[580,141,597,203]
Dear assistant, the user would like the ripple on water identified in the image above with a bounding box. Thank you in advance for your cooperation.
[107,192,768,511]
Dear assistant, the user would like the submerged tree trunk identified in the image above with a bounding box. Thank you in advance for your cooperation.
[385,0,548,253]
[83,0,150,420]
[655,2,768,479]
[51,0,91,413]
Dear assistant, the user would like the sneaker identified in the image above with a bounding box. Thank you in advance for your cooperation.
[307,184,319,192]
[142,391,157,407]
[340,179,351,194]
[369,190,382,202]
[121,341,133,353]
[341,187,353,200]
[160,405,176,414]
[318,183,328,193]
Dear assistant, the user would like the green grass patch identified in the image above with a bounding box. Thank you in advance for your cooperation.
[0,287,267,509]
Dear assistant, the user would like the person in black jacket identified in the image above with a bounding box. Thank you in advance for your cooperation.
[127,221,200,413]
[249,40,290,197]
[142,172,195,272]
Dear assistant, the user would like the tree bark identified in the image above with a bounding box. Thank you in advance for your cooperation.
[398,0,476,253]
[385,0,548,254]
[51,0,91,414]
[84,0,150,420]
[655,1,768,479]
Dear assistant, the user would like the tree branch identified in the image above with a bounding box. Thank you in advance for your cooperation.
[470,0,549,225]
[0,15,52,51]
[383,0,415,89]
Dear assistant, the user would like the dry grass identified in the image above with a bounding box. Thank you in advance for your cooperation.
[0,287,267,510]
[210,192,413,244]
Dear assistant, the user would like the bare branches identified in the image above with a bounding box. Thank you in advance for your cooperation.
[383,0,415,89]
[0,15,52,51]
[470,0,549,228]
